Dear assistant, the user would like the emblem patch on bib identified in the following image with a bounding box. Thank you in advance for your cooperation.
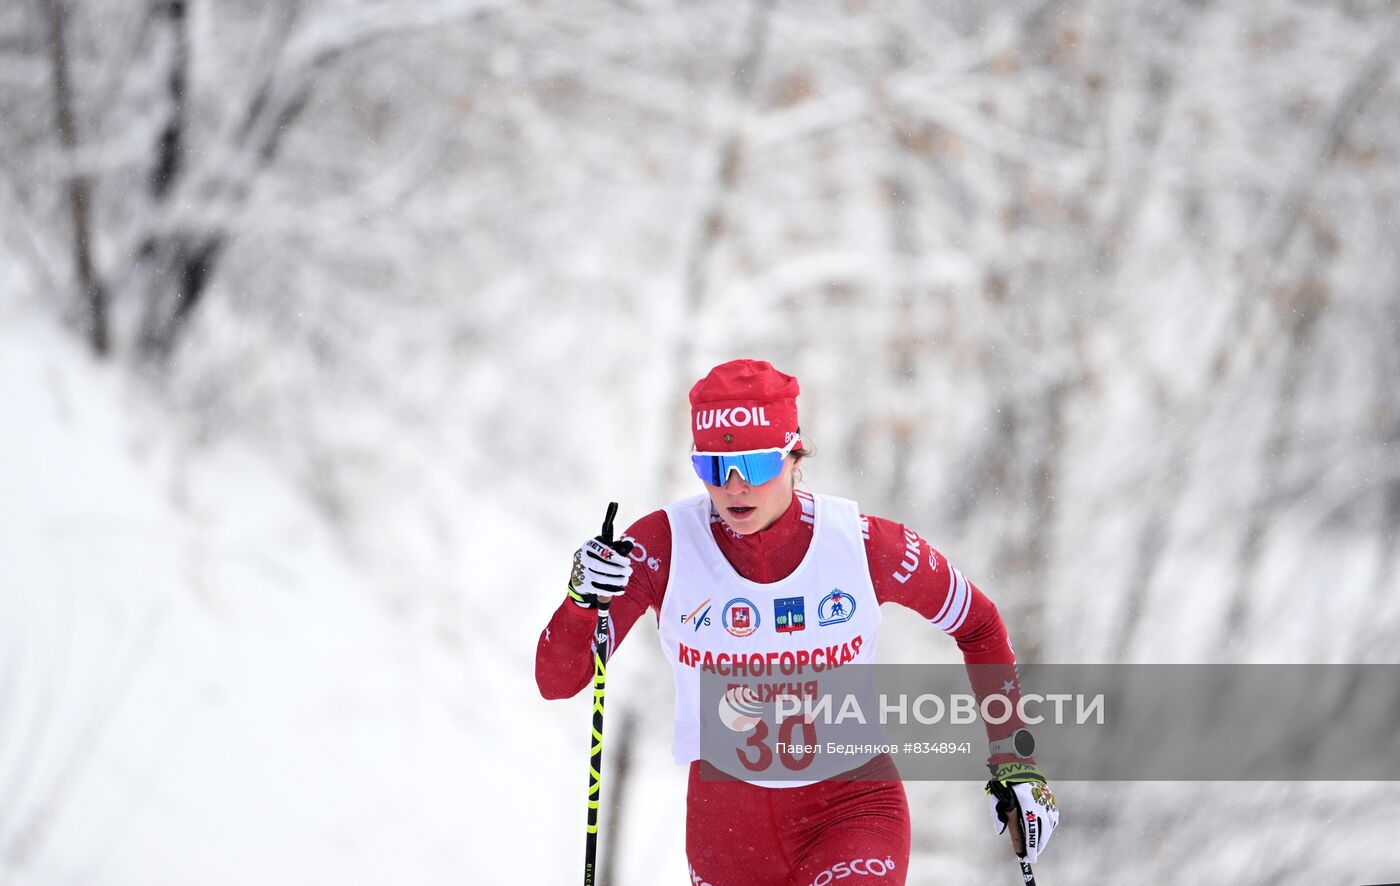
[722,597,759,637]
[817,589,855,626]
[774,596,806,633]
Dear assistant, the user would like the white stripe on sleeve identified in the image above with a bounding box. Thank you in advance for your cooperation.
[931,568,971,634]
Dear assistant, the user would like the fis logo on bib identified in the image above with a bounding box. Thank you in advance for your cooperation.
[723,598,759,637]
[680,599,712,631]
[774,597,805,633]
[817,589,855,626]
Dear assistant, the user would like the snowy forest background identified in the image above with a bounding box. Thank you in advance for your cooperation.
[2,0,1398,883]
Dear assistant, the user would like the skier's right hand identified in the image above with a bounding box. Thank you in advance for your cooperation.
[566,535,634,609]
[985,762,1058,863]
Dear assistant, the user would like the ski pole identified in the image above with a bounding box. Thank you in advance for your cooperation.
[1018,859,1037,885]
[583,502,624,886]
[989,780,1038,885]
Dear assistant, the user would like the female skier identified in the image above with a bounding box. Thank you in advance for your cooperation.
[536,359,1058,885]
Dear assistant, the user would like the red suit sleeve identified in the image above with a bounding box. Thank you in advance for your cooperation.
[534,509,672,700]
[864,515,1030,760]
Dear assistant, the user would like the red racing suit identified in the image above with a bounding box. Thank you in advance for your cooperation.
[536,490,1028,885]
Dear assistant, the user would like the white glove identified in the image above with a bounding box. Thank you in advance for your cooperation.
[986,764,1059,863]
[566,536,634,609]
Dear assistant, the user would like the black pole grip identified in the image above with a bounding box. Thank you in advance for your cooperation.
[598,502,632,560]
[601,502,618,544]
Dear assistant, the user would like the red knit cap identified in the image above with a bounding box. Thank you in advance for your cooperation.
[689,359,801,452]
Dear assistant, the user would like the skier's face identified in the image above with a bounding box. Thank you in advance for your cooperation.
[702,455,796,535]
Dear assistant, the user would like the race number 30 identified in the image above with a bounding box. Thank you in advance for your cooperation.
[737,717,817,772]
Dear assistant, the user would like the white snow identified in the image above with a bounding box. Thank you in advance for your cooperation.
[0,307,625,884]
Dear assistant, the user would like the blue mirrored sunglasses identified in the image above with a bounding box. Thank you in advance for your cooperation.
[690,437,799,487]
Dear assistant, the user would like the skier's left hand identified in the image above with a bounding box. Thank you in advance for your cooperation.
[985,762,1058,863]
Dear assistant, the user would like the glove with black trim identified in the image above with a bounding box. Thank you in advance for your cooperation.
[566,535,635,610]
[985,761,1059,863]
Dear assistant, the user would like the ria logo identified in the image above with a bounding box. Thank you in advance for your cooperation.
[716,685,764,732]
[817,589,855,626]
[680,599,712,631]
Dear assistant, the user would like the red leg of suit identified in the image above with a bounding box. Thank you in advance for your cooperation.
[685,755,910,886]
